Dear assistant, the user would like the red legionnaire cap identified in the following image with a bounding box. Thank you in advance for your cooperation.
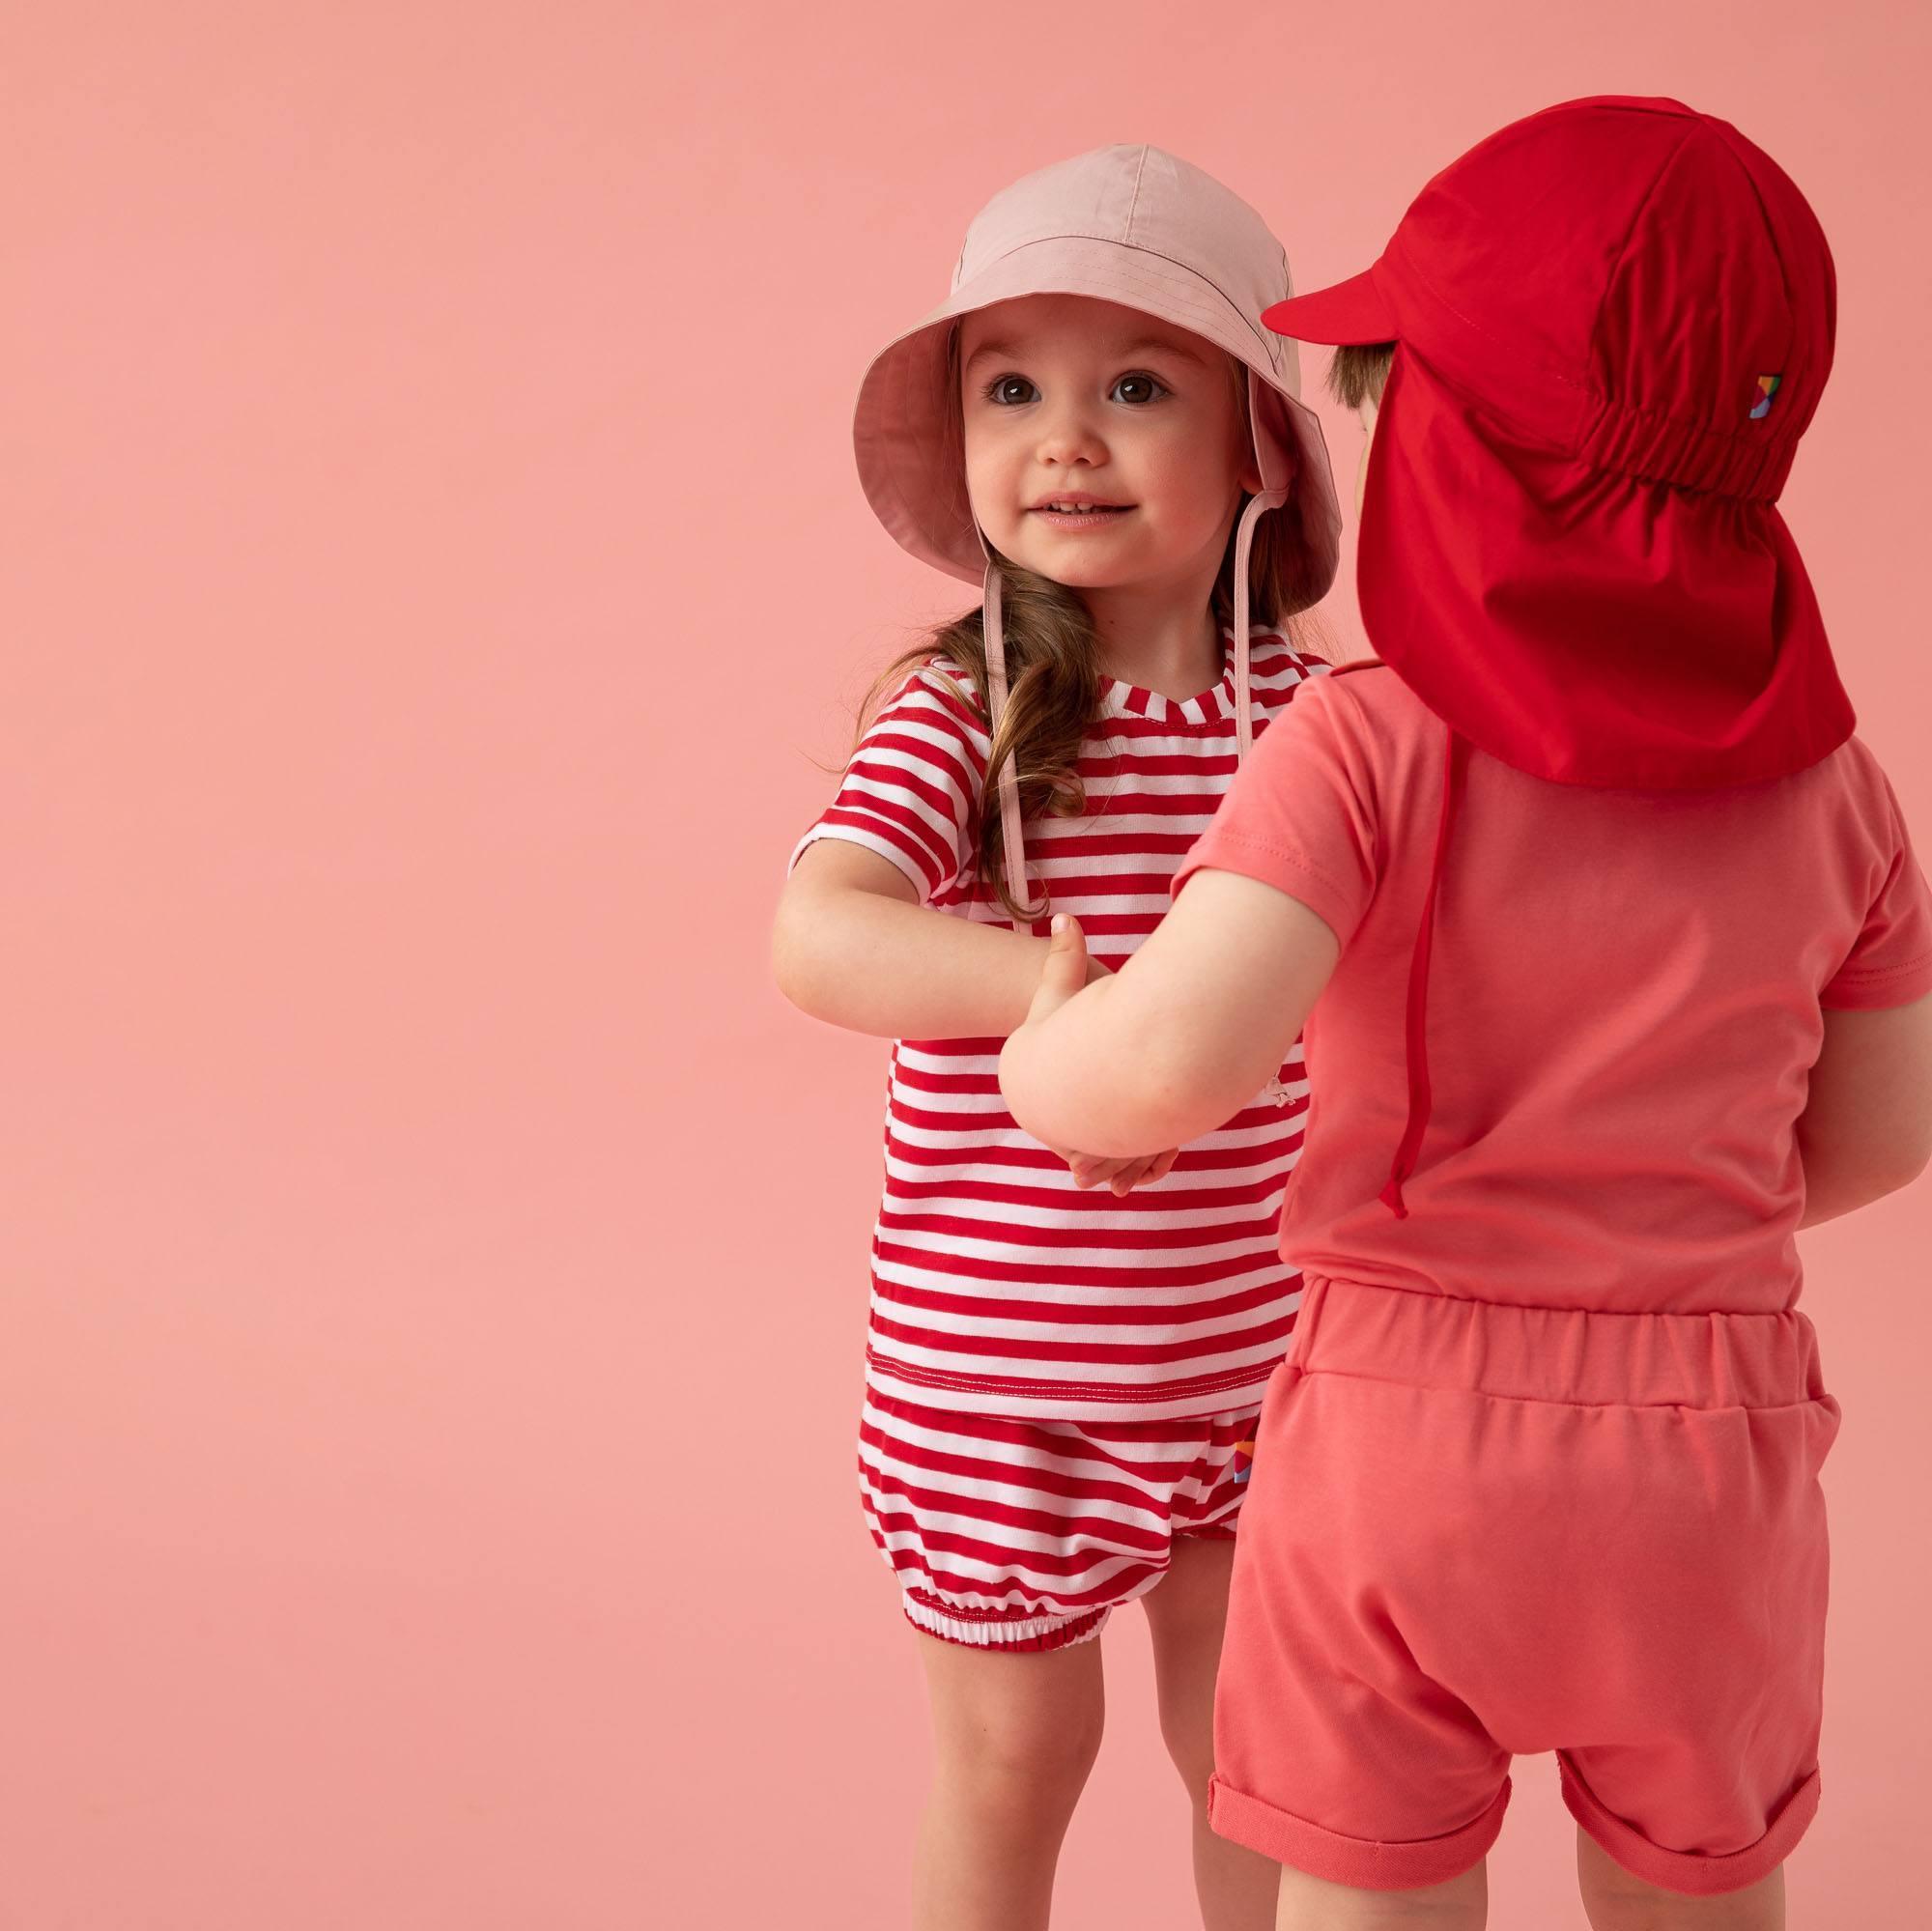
[1262,96,1856,1215]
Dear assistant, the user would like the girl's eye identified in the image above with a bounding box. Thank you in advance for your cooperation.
[1112,372,1168,406]
[984,375,1037,407]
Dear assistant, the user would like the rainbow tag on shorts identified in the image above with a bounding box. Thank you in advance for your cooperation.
[1750,374,1782,420]
[1232,1437,1256,1485]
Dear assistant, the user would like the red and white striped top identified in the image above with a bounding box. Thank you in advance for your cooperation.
[792,629,1330,1420]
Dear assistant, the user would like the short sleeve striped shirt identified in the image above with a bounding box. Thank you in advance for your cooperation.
[791,628,1329,1420]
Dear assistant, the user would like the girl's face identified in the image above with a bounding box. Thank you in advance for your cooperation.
[956,294,1260,595]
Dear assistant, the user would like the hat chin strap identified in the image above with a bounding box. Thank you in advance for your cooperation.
[980,486,1288,921]
[980,558,1035,917]
[1232,488,1289,763]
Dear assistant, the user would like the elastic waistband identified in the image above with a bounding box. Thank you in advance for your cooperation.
[1293,1274,1827,1411]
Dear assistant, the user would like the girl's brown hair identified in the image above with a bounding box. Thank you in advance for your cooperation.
[855,334,1334,922]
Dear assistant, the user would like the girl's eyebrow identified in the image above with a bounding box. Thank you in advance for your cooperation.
[1119,336,1208,367]
[962,335,1207,371]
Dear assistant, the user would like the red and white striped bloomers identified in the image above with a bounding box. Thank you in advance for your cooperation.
[858,1388,1263,1650]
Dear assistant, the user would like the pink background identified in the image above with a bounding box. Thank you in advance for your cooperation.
[3,4,1927,1925]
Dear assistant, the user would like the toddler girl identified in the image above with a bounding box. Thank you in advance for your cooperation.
[774,144,1342,1930]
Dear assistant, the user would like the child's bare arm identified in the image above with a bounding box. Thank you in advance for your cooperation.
[999,868,1339,1158]
[772,839,1103,1041]
[1795,989,1932,1228]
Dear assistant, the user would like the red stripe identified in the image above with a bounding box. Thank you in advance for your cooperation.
[812,809,942,894]
[873,1276,1294,1328]
[1057,789,1232,817]
[824,781,957,878]
[1028,830,1201,859]
[883,1172,1293,1211]
[867,1519,1164,1608]
[864,1397,1255,1454]
[886,1094,1304,1136]
[912,676,993,747]
[876,1208,1283,1250]
[868,1351,1274,1409]
[880,1125,1307,1170]
[848,738,975,821]
[1032,871,1205,897]
[1078,751,1241,779]
[871,1240,1288,1289]
[862,1484,1168,1562]
[860,1427,1183,1515]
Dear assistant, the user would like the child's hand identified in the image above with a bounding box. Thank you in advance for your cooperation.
[1021,915,1178,1193]
[1021,911,1096,1028]
[1055,1145,1182,1194]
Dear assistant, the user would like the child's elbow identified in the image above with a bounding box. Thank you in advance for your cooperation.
[769,894,827,1018]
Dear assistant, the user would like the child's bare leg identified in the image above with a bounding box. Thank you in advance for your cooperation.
[1577,1828,1784,1931]
[1274,1861,1489,1929]
[1143,1533,1280,1930]
[911,1625,1106,1931]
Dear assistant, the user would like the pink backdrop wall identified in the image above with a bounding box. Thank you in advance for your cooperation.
[4,4,1926,1925]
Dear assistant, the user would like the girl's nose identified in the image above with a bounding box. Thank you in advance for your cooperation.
[1035,404,1105,469]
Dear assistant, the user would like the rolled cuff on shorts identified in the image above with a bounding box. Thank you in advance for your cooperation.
[1207,1774,1510,1890]
[1559,1755,1821,1898]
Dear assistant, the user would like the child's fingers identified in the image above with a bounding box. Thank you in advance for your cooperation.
[1076,1156,1134,1188]
[1058,1148,1131,1189]
[1107,1148,1181,1195]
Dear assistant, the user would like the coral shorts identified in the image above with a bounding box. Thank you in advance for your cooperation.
[1208,1272,1841,1898]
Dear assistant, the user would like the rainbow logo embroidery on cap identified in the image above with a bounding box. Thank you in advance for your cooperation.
[1750,374,1782,420]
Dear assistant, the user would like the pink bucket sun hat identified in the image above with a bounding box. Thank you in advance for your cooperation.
[853,144,1343,912]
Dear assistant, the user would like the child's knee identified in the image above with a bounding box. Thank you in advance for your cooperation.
[1155,1706,1215,1804]
[936,1697,1104,1812]
[1576,1825,1784,1928]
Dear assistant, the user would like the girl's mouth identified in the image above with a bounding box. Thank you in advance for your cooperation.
[1029,502,1134,531]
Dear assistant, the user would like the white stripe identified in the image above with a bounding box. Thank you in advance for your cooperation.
[864,1510,1154,1599]
[860,1398,1261,1483]
[866,1292,1296,1349]
[868,1329,1296,1387]
[861,1446,1170,1537]
[865,1362,1276,1422]
[900,1599,1110,1646]
[865,1262,1300,1314]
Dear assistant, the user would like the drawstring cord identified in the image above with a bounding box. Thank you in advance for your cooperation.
[990,500,1462,1221]
[980,486,1291,920]
[980,559,1034,916]
[1230,488,1288,763]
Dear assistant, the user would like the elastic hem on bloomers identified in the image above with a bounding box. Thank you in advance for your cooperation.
[1208,1773,1511,1890]
[1559,1754,1822,1898]
[901,1592,1109,1652]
